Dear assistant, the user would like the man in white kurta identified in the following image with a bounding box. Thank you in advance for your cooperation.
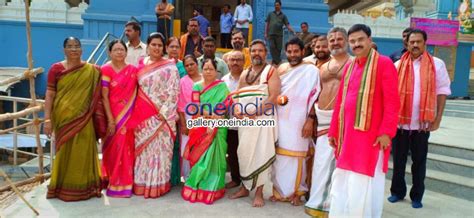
[271,37,320,206]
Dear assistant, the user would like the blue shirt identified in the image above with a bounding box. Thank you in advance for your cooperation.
[195,15,210,37]
[220,12,233,34]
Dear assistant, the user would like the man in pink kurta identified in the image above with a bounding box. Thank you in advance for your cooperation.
[328,24,400,217]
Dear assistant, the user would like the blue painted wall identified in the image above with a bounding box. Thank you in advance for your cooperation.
[0,20,83,97]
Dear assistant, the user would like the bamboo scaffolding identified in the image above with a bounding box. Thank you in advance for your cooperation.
[0,67,43,86]
[0,119,45,135]
[0,105,42,122]
[0,173,51,193]
[0,169,39,215]
[24,0,44,178]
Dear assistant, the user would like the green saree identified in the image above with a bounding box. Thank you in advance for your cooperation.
[46,62,103,201]
[181,81,229,204]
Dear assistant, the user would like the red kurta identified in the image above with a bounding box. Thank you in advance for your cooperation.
[328,55,400,177]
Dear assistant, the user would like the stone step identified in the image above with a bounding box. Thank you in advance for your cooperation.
[387,161,474,201]
[428,142,474,160]
[391,153,474,178]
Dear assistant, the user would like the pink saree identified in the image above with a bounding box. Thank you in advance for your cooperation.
[101,64,138,197]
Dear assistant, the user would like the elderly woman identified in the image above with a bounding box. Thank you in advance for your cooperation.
[44,37,104,201]
[182,58,229,204]
[100,39,139,198]
[130,32,180,198]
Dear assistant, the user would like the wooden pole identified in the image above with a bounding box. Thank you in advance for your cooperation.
[0,169,40,215]
[23,0,44,177]
[0,173,51,193]
[0,120,42,135]
[0,106,42,122]
[0,68,44,86]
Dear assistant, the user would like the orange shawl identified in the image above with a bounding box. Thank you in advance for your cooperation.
[397,51,436,125]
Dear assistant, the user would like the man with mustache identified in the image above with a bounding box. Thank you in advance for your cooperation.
[124,21,147,66]
[179,18,204,60]
[271,37,320,206]
[388,29,451,209]
[304,27,351,217]
[229,40,281,208]
[222,30,251,69]
[328,24,399,217]
[304,35,331,69]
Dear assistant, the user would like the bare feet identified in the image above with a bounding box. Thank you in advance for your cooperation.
[252,186,265,207]
[229,186,249,199]
[225,181,240,189]
[269,195,278,202]
[290,195,304,206]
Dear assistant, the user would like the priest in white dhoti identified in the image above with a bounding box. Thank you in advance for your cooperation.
[271,37,321,206]
[229,39,281,208]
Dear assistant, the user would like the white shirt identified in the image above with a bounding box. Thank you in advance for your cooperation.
[223,73,241,130]
[126,41,147,67]
[395,56,451,130]
[303,54,317,64]
[222,73,240,92]
[234,3,253,29]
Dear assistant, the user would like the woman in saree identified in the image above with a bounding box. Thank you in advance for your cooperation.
[181,58,230,204]
[178,55,202,180]
[166,37,188,185]
[44,37,104,201]
[130,32,180,198]
[100,39,138,198]
[166,37,187,78]
[155,0,174,41]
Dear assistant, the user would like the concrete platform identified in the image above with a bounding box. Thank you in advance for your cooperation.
[2,179,474,217]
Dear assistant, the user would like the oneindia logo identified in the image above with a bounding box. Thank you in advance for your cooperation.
[184,90,284,128]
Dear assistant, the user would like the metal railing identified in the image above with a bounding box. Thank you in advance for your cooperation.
[86,16,140,65]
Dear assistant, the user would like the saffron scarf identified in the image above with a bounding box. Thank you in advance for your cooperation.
[337,49,379,156]
[397,51,436,125]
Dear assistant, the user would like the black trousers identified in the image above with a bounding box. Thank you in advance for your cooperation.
[227,130,241,183]
[221,33,232,49]
[390,129,430,202]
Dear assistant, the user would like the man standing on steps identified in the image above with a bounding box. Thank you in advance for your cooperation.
[304,27,351,217]
[234,0,253,44]
[265,0,295,66]
[388,29,451,209]
[124,21,147,66]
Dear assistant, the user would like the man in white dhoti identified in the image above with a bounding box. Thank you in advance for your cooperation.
[229,39,281,207]
[305,27,352,217]
[270,37,321,206]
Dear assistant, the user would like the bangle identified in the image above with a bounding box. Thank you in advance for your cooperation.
[308,114,316,120]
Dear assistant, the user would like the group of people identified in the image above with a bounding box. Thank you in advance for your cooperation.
[43,9,451,218]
